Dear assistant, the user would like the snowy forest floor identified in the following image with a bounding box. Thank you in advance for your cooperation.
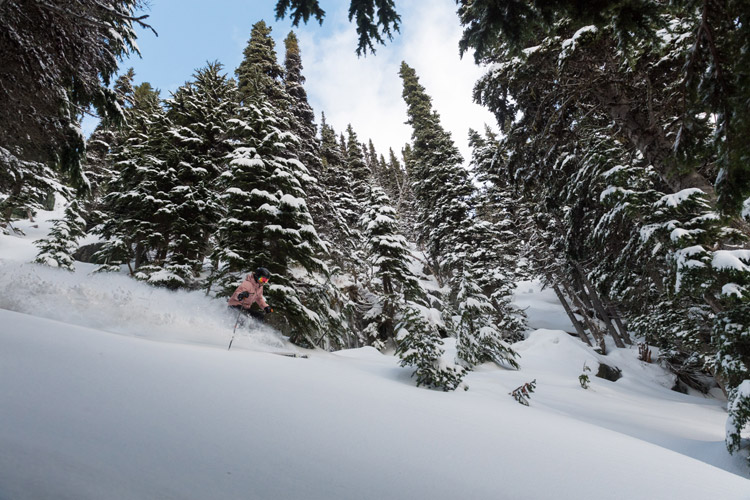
[1,207,749,499]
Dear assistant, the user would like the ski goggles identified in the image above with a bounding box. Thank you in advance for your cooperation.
[258,276,269,284]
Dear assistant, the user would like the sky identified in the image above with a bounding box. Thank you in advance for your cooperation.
[103,0,496,162]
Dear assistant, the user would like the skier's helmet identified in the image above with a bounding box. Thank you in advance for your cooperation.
[255,267,271,283]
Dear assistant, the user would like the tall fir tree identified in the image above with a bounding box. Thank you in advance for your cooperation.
[94,82,174,275]
[282,32,339,250]
[210,96,326,346]
[216,24,332,345]
[344,124,372,202]
[152,62,237,287]
[360,187,423,349]
[398,61,474,283]
[319,116,365,275]
[236,20,288,108]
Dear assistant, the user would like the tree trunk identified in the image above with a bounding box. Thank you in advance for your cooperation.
[574,263,627,347]
[608,305,631,345]
[551,282,592,346]
[592,84,716,199]
[562,280,605,346]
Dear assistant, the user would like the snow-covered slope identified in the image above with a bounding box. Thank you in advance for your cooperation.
[1,212,749,499]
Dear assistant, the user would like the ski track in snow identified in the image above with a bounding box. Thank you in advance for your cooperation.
[1,210,749,499]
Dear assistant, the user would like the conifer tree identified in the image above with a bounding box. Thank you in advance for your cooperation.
[398,61,474,283]
[344,124,372,202]
[360,187,422,349]
[455,269,520,369]
[283,31,318,170]
[396,306,466,391]
[0,148,61,232]
[236,20,287,108]
[379,148,407,207]
[280,32,356,347]
[84,68,138,204]
[467,128,528,342]
[460,4,750,414]
[94,82,172,274]
[33,199,86,270]
[151,62,236,287]
[283,31,340,250]
[210,93,326,346]
[275,0,400,56]
[317,116,357,268]
[0,0,149,190]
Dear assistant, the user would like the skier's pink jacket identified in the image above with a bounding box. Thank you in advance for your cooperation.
[228,273,269,310]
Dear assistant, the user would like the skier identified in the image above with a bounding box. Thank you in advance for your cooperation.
[228,267,273,321]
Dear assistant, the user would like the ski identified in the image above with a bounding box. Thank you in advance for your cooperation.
[269,352,309,359]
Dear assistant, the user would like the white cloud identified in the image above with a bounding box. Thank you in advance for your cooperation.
[295,0,496,163]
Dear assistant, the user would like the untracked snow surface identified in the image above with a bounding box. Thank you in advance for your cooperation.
[1,210,749,499]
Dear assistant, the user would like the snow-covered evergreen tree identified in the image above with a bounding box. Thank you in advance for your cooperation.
[94,83,172,275]
[151,62,236,287]
[33,199,86,270]
[344,124,372,202]
[282,32,343,262]
[396,305,466,391]
[398,61,474,283]
[466,128,527,343]
[84,68,138,204]
[210,93,325,346]
[0,147,62,232]
[360,187,422,349]
[455,269,519,369]
[236,20,287,108]
[726,380,750,467]
[0,0,147,189]
[318,115,364,274]
[283,31,318,174]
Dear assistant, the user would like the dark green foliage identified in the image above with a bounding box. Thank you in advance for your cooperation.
[0,148,63,229]
[210,94,326,345]
[157,62,236,285]
[94,82,170,274]
[236,21,287,106]
[34,199,86,270]
[274,0,325,26]
[399,61,473,281]
[714,304,750,390]
[396,306,466,391]
[361,187,422,349]
[456,0,661,61]
[347,0,401,56]
[275,0,401,55]
[456,272,520,369]
[0,0,149,190]
[579,363,591,389]
[345,125,372,201]
[726,381,750,466]
[459,0,750,216]
[318,115,361,273]
[95,63,237,288]
[460,0,750,411]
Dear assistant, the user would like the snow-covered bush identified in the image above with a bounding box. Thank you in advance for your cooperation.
[396,305,466,391]
[455,273,519,369]
[33,200,86,271]
[726,380,750,466]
